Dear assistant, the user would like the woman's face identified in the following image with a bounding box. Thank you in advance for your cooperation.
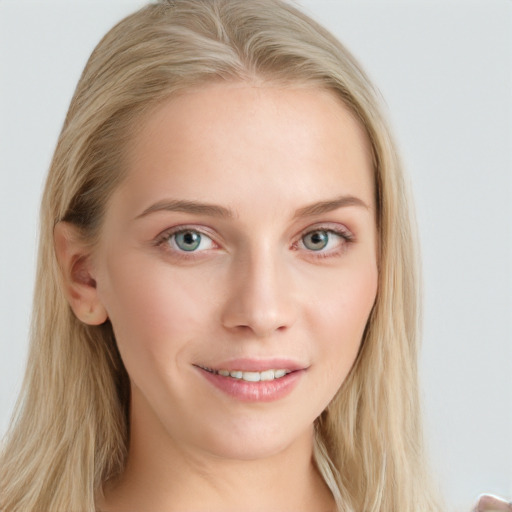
[93,83,378,460]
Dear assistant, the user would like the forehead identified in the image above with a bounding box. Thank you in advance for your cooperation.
[115,82,375,217]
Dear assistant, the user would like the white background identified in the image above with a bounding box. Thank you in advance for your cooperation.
[0,1,510,511]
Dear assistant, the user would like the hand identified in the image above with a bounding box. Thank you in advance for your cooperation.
[474,494,512,512]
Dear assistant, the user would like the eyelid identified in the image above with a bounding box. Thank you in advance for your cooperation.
[154,225,220,253]
[299,222,354,241]
[294,223,354,256]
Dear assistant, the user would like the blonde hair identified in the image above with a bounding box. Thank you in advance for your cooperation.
[0,1,441,510]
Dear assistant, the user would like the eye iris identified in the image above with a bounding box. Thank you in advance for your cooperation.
[303,231,329,250]
[175,231,201,251]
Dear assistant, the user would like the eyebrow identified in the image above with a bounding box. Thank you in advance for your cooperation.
[135,199,234,220]
[135,194,369,221]
[292,195,370,218]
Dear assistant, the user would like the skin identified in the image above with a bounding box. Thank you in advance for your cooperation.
[475,495,512,512]
[55,83,378,512]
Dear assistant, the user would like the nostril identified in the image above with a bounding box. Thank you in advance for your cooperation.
[219,260,297,336]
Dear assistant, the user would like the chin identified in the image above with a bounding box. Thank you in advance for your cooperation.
[192,414,315,462]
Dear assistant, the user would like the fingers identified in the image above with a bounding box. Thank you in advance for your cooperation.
[475,494,512,512]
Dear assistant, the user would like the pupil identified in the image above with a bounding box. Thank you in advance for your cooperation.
[305,231,328,250]
[183,232,196,244]
[177,231,201,251]
[311,233,324,244]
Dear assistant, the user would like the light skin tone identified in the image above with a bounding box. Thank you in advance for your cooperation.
[55,82,378,512]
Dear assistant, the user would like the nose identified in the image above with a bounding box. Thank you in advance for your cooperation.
[220,248,298,338]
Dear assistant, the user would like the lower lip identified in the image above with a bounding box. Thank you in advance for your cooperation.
[198,368,304,402]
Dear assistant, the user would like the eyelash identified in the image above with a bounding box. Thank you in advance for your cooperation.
[293,225,354,259]
[154,224,354,260]
[154,225,218,260]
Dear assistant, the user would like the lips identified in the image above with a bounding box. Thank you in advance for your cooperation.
[194,358,306,402]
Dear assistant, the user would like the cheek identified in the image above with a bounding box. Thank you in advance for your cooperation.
[310,260,378,377]
[98,255,216,371]
[313,257,377,329]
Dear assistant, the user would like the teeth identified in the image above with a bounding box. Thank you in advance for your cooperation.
[260,369,274,381]
[242,371,261,382]
[199,366,291,381]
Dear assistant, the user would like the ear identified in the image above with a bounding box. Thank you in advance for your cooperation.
[53,221,108,325]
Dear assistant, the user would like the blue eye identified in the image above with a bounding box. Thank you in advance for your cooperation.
[302,230,330,251]
[300,229,349,253]
[170,230,214,252]
[175,231,201,251]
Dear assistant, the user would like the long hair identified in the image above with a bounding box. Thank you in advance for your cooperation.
[0,1,441,510]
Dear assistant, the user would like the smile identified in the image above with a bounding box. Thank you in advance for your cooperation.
[195,360,305,402]
[198,365,291,382]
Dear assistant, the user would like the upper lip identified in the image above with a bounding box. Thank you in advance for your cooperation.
[195,358,307,372]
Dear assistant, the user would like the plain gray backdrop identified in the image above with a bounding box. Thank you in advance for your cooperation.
[0,1,511,510]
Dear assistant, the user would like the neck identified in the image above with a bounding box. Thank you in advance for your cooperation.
[99,392,335,512]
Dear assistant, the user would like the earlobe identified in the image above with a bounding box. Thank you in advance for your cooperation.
[53,221,108,325]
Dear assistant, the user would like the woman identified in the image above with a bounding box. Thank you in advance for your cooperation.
[0,0,476,510]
